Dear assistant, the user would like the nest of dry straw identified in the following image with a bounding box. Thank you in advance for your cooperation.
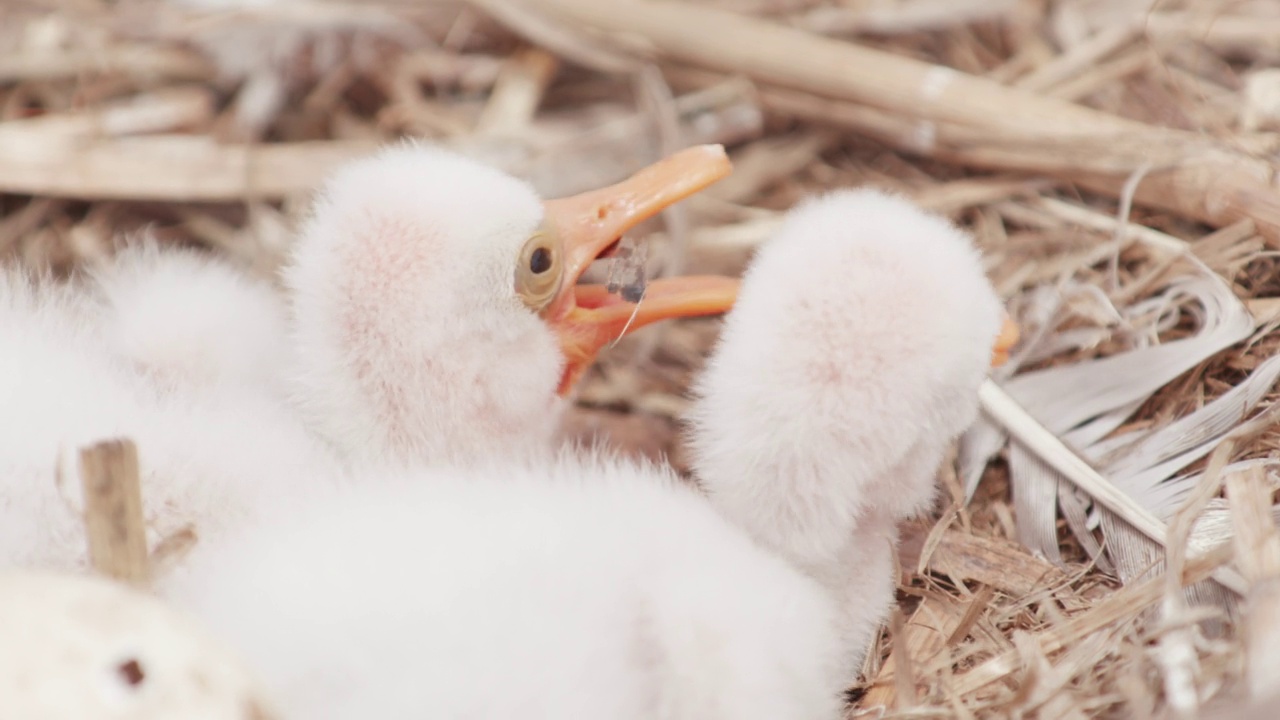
[7,0,1280,717]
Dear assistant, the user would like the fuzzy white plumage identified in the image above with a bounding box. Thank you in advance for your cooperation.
[159,156,1007,717]
[0,247,326,571]
[90,242,291,394]
[689,190,1006,667]
[162,454,846,719]
[282,142,736,470]
[0,142,732,571]
[284,145,563,470]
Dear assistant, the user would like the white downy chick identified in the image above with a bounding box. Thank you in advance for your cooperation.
[82,242,332,557]
[0,269,152,567]
[688,189,1014,671]
[88,241,290,394]
[284,142,737,470]
[0,143,733,571]
[155,166,1031,718]
[0,264,328,572]
[0,570,275,719]
[161,453,845,720]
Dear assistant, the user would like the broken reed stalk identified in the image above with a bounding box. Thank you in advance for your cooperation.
[0,80,756,202]
[475,47,561,136]
[520,0,1280,241]
[0,136,378,202]
[79,439,150,589]
[862,593,977,711]
[1226,464,1280,699]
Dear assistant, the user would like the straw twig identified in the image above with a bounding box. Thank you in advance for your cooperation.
[1226,464,1280,700]
[78,439,150,589]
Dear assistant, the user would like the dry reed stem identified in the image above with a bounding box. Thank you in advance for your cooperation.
[524,0,1280,240]
[78,439,149,589]
[0,87,214,143]
[1226,464,1280,699]
[950,541,1233,697]
[0,46,214,83]
[864,592,976,712]
[475,47,559,136]
[922,530,1085,609]
[0,136,378,201]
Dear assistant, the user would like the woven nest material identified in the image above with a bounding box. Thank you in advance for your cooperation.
[5,0,1280,717]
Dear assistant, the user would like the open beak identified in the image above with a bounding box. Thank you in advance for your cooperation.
[991,315,1019,367]
[539,143,1017,394]
[541,145,738,395]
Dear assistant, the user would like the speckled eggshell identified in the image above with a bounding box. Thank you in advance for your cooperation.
[0,571,276,719]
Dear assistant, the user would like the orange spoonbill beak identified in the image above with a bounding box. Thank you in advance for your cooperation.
[539,145,739,395]
[537,143,1019,394]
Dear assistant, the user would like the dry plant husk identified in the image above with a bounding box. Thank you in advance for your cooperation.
[6,0,1280,717]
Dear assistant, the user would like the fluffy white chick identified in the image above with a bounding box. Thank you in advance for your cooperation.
[0,265,328,572]
[0,570,276,719]
[284,142,737,470]
[83,241,330,560]
[0,142,734,571]
[688,189,1011,671]
[88,241,290,394]
[161,452,845,720]
[0,268,152,567]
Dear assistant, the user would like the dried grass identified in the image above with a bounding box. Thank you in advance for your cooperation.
[6,0,1280,717]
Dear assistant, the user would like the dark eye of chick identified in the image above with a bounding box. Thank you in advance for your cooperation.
[530,246,552,274]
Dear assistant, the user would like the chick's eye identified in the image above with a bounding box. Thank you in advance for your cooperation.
[516,231,564,313]
[530,246,552,274]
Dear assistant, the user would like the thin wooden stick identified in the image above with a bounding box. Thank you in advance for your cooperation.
[79,439,150,589]
[1013,23,1139,93]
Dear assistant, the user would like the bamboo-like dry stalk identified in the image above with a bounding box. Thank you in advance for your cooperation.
[79,439,150,589]
[0,46,214,83]
[475,47,560,136]
[516,0,1280,240]
[0,136,379,201]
